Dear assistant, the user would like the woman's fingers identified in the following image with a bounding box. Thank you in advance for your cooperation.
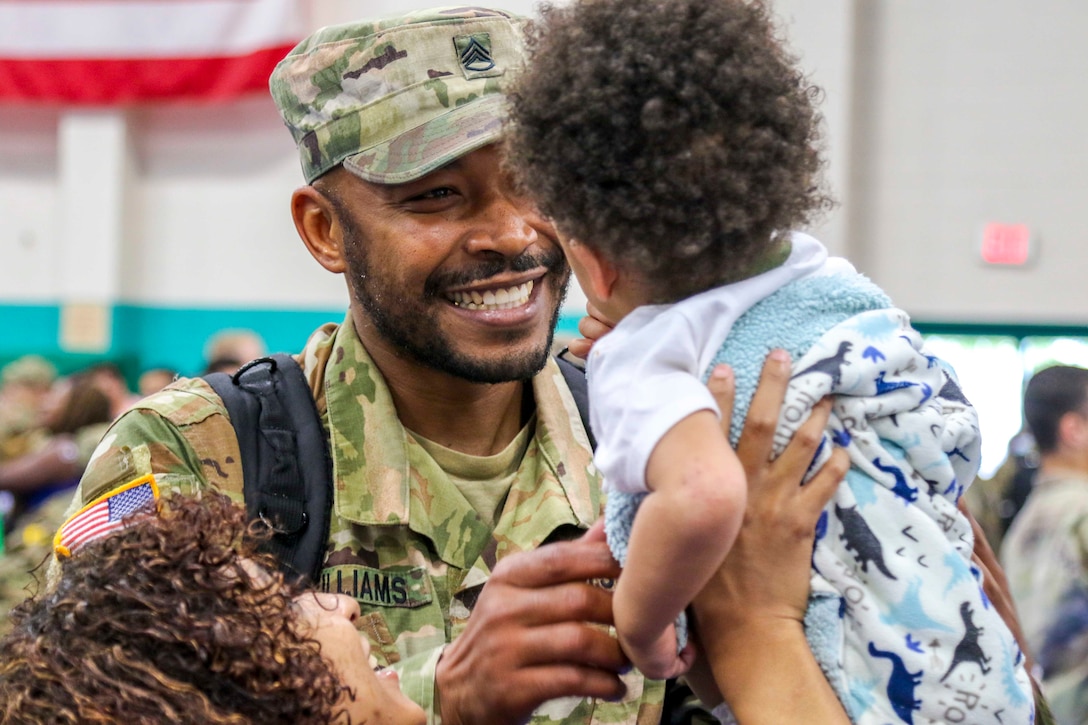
[708,348,845,518]
[800,446,849,518]
[769,397,834,489]
[734,350,792,468]
[707,364,736,439]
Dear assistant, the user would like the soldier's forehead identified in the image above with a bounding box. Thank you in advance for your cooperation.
[328,143,496,193]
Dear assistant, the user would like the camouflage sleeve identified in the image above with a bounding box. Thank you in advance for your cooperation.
[76,410,210,505]
[71,422,112,470]
[1033,684,1057,725]
[47,382,245,588]
[392,646,443,723]
[75,380,245,507]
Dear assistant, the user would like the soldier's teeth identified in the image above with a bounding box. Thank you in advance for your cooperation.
[450,280,534,310]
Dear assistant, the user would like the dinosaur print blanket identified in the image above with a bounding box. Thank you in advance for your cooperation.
[718,276,1034,724]
[771,311,1034,724]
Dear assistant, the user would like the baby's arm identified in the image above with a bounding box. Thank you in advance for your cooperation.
[613,405,747,680]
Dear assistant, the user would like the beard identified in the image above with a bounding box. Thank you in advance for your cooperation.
[340,217,569,384]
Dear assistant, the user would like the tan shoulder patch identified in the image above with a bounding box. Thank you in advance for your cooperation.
[80,441,152,504]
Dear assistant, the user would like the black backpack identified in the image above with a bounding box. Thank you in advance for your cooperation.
[205,352,591,585]
[204,354,332,584]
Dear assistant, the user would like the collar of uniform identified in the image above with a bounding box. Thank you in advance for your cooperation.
[323,317,413,526]
[1033,467,1088,489]
[321,316,600,549]
[530,357,600,528]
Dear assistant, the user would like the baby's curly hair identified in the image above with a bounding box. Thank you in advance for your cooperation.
[0,492,347,723]
[505,0,833,303]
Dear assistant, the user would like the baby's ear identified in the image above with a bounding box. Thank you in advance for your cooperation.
[565,239,620,303]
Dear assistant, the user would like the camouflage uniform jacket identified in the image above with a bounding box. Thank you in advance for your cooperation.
[1001,471,1088,725]
[66,316,664,724]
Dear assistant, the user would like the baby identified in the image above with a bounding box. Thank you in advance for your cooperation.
[504,0,1035,722]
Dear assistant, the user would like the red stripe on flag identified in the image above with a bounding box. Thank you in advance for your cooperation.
[0,43,295,104]
[60,508,107,541]
[64,519,124,553]
[58,501,111,552]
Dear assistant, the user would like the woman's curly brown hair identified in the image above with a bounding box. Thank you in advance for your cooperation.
[505,0,833,303]
[0,492,348,724]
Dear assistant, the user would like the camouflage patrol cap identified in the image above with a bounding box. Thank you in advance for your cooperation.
[270,6,525,184]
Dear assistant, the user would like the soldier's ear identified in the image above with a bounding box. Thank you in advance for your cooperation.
[292,183,347,274]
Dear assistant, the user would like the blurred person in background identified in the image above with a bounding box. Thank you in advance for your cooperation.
[1002,365,1088,725]
[0,355,57,463]
[201,329,267,376]
[136,366,178,398]
[86,361,140,419]
[0,372,113,632]
[965,428,1038,552]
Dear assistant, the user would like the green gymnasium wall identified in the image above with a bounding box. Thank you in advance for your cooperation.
[0,302,585,385]
[8,300,1087,388]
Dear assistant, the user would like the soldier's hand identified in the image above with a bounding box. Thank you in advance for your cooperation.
[435,523,628,725]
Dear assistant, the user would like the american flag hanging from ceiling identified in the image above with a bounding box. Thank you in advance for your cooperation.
[0,0,306,105]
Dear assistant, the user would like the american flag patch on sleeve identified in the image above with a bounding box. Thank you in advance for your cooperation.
[54,474,160,559]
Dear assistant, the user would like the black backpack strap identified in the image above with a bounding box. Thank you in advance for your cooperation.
[555,350,595,450]
[204,353,332,585]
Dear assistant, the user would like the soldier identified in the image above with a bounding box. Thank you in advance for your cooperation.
[54,8,855,724]
[201,329,267,376]
[0,355,57,462]
[1002,365,1088,725]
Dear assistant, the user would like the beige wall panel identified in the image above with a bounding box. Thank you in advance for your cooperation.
[850,0,1088,324]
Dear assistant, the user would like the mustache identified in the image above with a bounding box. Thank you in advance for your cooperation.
[426,246,568,294]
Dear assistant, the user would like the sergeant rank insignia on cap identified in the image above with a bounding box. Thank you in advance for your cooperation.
[454,33,500,77]
[54,474,160,559]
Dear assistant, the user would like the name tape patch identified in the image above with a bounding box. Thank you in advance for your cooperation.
[320,564,432,609]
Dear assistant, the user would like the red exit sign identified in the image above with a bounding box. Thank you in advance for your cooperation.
[980,222,1032,266]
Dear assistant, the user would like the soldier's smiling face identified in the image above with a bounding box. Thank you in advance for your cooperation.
[319,144,569,383]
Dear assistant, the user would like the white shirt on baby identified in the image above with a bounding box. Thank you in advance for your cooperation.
[587,232,852,494]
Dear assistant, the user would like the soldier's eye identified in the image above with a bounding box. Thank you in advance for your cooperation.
[413,187,455,201]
